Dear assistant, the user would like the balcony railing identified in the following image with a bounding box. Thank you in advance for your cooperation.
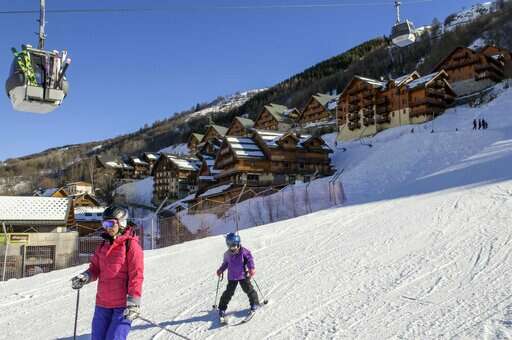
[363,117,375,126]
[348,121,361,130]
[348,113,359,121]
[362,109,374,118]
[376,115,390,124]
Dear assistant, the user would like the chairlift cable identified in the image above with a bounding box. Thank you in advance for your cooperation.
[0,0,433,15]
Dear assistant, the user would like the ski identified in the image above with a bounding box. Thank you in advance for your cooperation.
[229,310,257,326]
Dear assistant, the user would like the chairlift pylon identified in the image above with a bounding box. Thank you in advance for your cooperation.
[390,0,417,48]
[5,0,70,114]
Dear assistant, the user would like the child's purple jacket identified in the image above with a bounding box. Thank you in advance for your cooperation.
[217,247,255,281]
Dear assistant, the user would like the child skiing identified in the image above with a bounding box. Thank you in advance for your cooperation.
[216,232,260,323]
[71,205,144,340]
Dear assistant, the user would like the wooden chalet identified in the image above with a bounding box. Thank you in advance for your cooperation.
[142,152,160,173]
[187,133,204,153]
[433,46,507,96]
[298,93,338,127]
[253,103,299,131]
[203,125,228,142]
[480,45,512,78]
[226,117,255,136]
[65,182,93,196]
[95,155,134,179]
[128,156,150,179]
[152,154,201,204]
[337,72,455,141]
[197,158,220,191]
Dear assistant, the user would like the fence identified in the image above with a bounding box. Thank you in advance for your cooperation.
[0,174,345,281]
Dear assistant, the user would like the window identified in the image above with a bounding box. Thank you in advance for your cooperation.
[247,174,259,185]
[299,162,305,170]
[304,176,310,183]
[288,175,296,184]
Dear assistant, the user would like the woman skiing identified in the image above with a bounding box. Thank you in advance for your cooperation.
[216,232,259,321]
[71,205,144,340]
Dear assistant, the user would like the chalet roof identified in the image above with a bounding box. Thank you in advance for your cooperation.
[143,152,159,160]
[432,46,479,72]
[98,156,134,170]
[67,181,92,187]
[225,136,265,159]
[391,71,420,87]
[354,75,386,88]
[191,133,204,142]
[130,157,149,166]
[407,71,448,90]
[162,154,200,171]
[254,130,331,151]
[34,187,59,197]
[75,206,106,221]
[264,103,297,123]
[234,116,255,129]
[209,125,229,137]
[313,93,338,108]
[199,183,233,198]
[0,196,73,226]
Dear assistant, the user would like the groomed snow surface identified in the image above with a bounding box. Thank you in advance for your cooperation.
[3,84,512,339]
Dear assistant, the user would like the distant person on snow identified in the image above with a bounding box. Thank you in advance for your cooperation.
[216,233,260,319]
[478,119,482,130]
[483,119,488,129]
[473,119,477,130]
[71,205,144,340]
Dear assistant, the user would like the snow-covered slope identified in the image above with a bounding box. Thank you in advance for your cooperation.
[444,2,495,32]
[3,84,512,339]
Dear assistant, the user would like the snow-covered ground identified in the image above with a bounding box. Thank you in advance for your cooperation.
[3,83,512,339]
[115,177,155,208]
[159,143,190,155]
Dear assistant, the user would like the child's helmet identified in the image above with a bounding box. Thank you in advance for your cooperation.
[226,232,241,247]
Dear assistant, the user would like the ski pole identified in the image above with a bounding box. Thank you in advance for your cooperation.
[138,316,192,340]
[73,289,80,340]
[252,278,269,305]
[212,274,223,309]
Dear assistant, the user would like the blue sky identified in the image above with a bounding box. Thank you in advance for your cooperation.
[0,0,480,160]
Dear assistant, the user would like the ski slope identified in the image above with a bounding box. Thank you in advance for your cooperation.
[2,84,512,339]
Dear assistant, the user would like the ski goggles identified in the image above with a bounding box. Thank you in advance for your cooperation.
[102,219,118,229]
[228,244,240,252]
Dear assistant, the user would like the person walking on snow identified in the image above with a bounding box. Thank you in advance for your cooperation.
[473,119,477,130]
[216,233,259,319]
[478,119,482,130]
[71,205,144,340]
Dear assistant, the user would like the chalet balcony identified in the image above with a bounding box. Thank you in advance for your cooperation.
[363,117,375,126]
[348,104,358,112]
[444,58,478,70]
[376,106,388,115]
[410,106,443,118]
[426,88,446,97]
[375,115,390,124]
[475,71,504,82]
[348,112,359,121]
[412,97,446,108]
[348,96,360,104]
[475,63,504,75]
[348,121,361,130]
[452,53,471,61]
[362,90,374,99]
[362,99,373,107]
[362,109,374,118]
[375,97,388,105]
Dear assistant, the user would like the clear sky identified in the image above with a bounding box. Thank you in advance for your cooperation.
[0,0,480,161]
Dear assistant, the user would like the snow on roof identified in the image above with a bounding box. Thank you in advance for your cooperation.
[199,183,233,198]
[355,76,386,88]
[131,157,148,165]
[145,153,158,160]
[39,188,59,197]
[75,206,106,221]
[226,136,265,159]
[407,72,440,90]
[167,156,199,171]
[0,196,71,224]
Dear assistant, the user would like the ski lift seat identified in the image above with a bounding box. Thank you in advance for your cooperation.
[5,45,69,114]
[391,20,416,48]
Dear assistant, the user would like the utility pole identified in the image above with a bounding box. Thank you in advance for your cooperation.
[38,0,46,49]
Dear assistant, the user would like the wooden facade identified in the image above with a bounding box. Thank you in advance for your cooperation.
[433,46,506,96]
[227,117,255,136]
[128,157,150,179]
[187,133,204,153]
[337,72,455,141]
[253,103,299,131]
[152,154,200,204]
[214,130,333,188]
[298,93,338,126]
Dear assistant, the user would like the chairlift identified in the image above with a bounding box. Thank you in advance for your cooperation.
[390,0,417,48]
[4,0,70,114]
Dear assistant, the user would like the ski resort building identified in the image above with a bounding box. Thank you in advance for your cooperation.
[433,45,510,96]
[226,116,255,136]
[337,71,455,141]
[187,133,204,153]
[152,154,201,204]
[253,103,300,131]
[298,93,338,127]
[190,130,333,210]
[127,157,150,179]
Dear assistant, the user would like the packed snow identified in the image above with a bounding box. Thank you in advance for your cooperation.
[3,83,512,339]
[115,177,155,207]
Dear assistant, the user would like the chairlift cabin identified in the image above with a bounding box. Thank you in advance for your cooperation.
[4,0,70,114]
[390,1,417,48]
